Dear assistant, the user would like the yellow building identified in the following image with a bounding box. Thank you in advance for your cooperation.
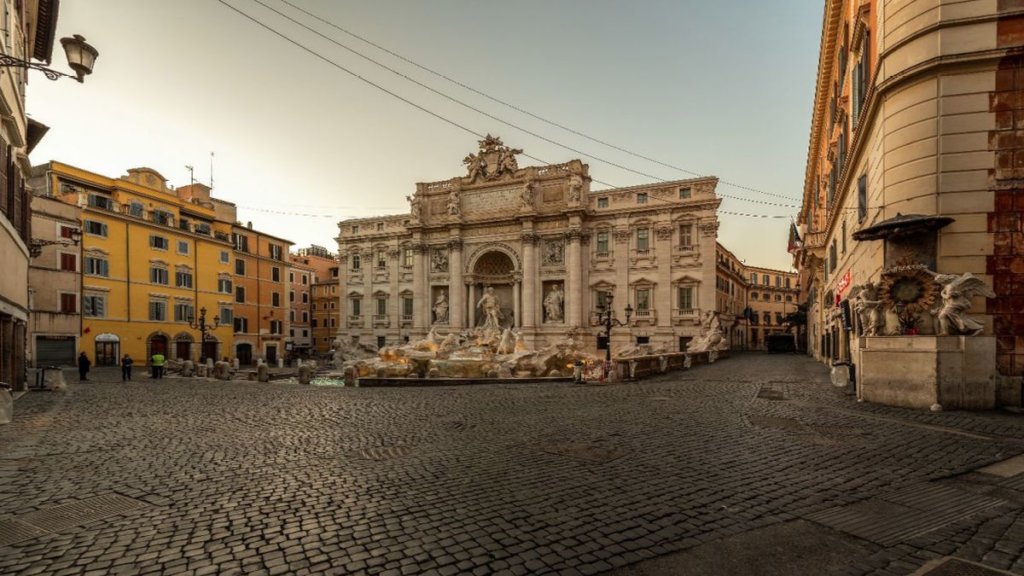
[36,162,235,366]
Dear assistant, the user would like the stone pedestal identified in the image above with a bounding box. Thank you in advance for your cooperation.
[858,336,997,410]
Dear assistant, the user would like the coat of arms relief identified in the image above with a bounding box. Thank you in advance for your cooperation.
[463,134,522,182]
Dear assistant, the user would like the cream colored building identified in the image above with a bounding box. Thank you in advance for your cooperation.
[795,1,1023,402]
[335,137,721,354]
[27,193,81,366]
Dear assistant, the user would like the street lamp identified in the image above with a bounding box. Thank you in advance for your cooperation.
[594,292,633,365]
[187,307,220,363]
[29,227,82,257]
[0,34,99,82]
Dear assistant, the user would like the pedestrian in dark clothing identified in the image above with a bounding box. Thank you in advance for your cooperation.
[78,352,91,381]
[121,354,133,381]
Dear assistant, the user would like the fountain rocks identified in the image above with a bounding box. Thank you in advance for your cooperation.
[342,326,600,383]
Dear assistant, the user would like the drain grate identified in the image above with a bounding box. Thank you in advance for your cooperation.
[536,442,626,464]
[806,483,1005,547]
[19,494,150,533]
[914,557,1015,575]
[359,446,412,461]
[0,517,51,547]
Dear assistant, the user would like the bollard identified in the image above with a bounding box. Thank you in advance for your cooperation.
[257,363,270,383]
[181,360,195,377]
[298,364,312,385]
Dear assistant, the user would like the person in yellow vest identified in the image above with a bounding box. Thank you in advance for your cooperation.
[151,352,165,379]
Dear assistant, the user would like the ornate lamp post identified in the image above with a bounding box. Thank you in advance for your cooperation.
[187,307,220,363]
[594,292,633,365]
[0,34,99,82]
[29,227,82,257]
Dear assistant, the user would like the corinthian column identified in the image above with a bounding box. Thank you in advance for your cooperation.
[566,229,582,326]
[521,232,538,328]
[449,238,464,328]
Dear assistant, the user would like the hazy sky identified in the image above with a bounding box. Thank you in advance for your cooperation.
[29,0,822,270]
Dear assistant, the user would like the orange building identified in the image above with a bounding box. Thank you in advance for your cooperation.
[288,245,336,358]
[311,266,340,355]
[229,223,293,365]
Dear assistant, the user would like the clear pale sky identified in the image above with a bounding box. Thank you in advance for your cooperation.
[29,0,822,271]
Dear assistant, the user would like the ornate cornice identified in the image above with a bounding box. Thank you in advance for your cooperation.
[520,232,539,244]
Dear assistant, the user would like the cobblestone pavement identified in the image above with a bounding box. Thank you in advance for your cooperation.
[1,354,1023,576]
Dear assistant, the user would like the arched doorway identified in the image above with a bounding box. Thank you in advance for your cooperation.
[173,333,193,361]
[236,342,253,366]
[471,250,517,328]
[94,333,120,367]
[148,333,168,361]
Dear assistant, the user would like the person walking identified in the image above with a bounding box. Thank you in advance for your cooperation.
[121,354,133,382]
[151,351,165,379]
[77,352,91,381]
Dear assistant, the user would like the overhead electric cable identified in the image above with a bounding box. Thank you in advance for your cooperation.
[218,0,796,219]
[242,0,799,209]
[275,0,801,202]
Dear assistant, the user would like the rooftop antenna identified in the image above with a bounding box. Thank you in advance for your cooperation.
[209,151,215,190]
[185,165,195,187]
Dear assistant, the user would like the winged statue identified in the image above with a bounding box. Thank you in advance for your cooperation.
[931,272,995,336]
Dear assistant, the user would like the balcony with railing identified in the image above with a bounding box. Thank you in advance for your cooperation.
[672,308,699,323]
[633,307,656,325]
[373,314,390,327]
[400,314,413,326]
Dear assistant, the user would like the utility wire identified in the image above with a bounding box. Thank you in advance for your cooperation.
[274,0,801,203]
[244,0,800,209]
[218,0,796,219]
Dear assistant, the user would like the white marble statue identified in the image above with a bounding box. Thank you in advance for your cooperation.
[932,272,995,336]
[433,290,449,325]
[850,282,885,336]
[543,284,564,323]
[686,310,727,353]
[477,286,503,331]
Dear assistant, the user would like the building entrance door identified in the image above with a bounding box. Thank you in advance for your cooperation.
[266,344,278,364]
[237,343,253,366]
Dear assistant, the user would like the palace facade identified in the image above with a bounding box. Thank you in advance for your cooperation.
[335,136,721,355]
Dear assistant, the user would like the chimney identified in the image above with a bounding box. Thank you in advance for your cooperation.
[247,221,252,229]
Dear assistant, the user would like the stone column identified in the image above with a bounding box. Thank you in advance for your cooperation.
[521,232,537,328]
[449,239,464,329]
[411,243,425,332]
[655,224,673,328]
[468,281,476,328]
[417,243,431,329]
[513,278,521,328]
[388,246,401,337]
[566,229,582,327]
[361,248,373,332]
[698,221,719,317]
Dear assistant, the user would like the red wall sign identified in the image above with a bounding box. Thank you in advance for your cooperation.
[835,270,851,306]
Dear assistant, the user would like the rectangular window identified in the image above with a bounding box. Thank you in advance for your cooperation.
[857,175,867,222]
[376,222,384,231]
[376,297,387,315]
[84,220,107,237]
[175,271,193,288]
[269,244,283,260]
[83,295,105,317]
[178,218,191,233]
[149,235,169,250]
[272,267,281,282]
[289,290,295,303]
[636,288,651,311]
[301,292,308,304]
[177,240,189,255]
[84,256,109,277]
[597,197,608,208]
[596,290,612,310]
[218,278,232,293]
[233,317,248,333]
[785,277,792,289]
[150,267,169,285]
[403,297,413,316]
[678,187,692,199]
[149,301,167,321]
[59,225,76,239]
[235,259,246,275]
[750,272,757,283]
[679,224,694,248]
[220,250,229,263]
[636,228,649,252]
[677,286,694,310]
[194,222,211,235]
[636,192,648,204]
[233,234,249,252]
[174,303,194,322]
[596,232,609,255]
[235,286,245,303]
[220,307,233,324]
[351,299,361,316]
[763,274,770,286]
[60,293,77,313]
[88,193,113,210]
[272,292,281,307]
[351,254,361,270]
[289,272,294,283]
[351,225,359,234]
[302,311,309,322]
[59,252,77,271]
[775,276,781,288]
[152,210,174,227]
[377,249,387,268]
[302,274,309,285]
[402,248,413,267]
[128,202,144,218]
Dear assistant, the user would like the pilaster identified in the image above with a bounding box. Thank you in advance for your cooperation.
[521,231,538,328]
